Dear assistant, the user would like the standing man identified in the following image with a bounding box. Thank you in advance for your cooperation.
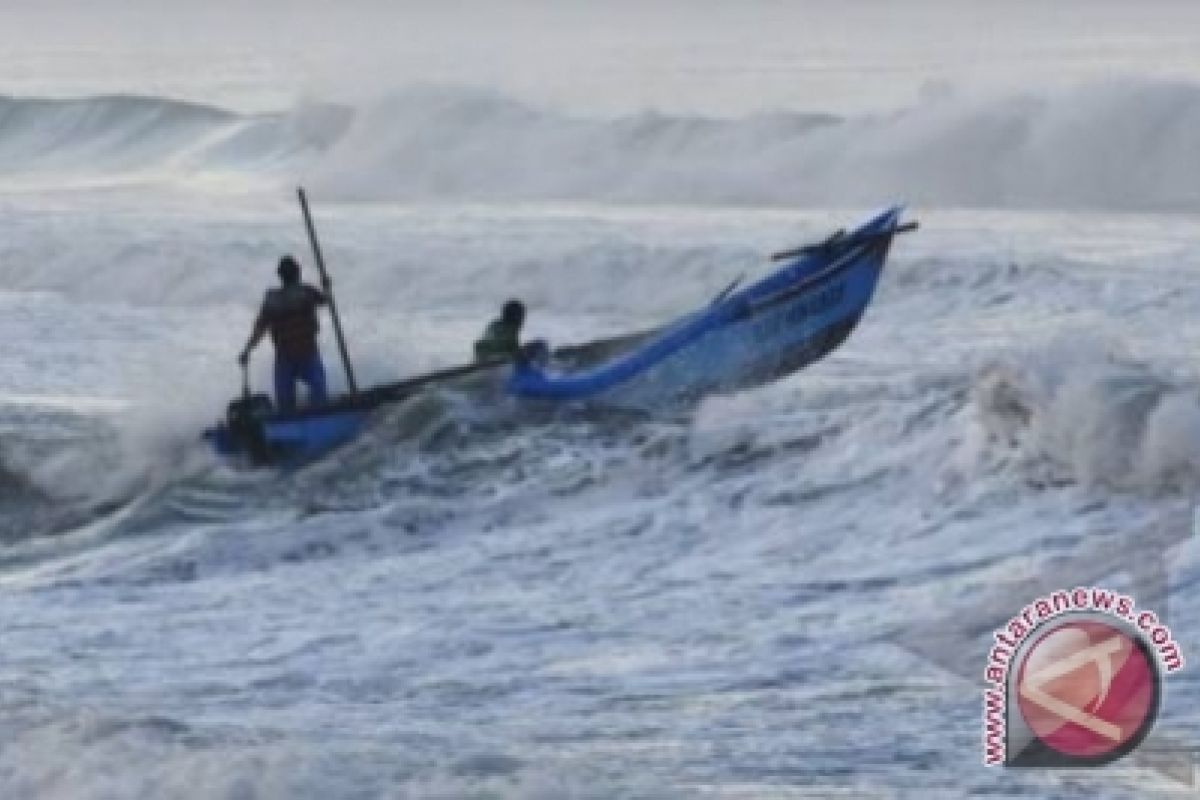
[239,255,331,411]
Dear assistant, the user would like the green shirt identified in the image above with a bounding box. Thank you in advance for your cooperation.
[474,318,520,361]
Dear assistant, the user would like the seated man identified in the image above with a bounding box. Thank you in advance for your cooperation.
[474,299,525,361]
[239,255,330,411]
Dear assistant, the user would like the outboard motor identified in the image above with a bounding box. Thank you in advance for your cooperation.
[219,363,277,464]
[224,391,273,464]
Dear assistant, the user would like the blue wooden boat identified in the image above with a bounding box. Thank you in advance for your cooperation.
[508,205,911,406]
[204,206,914,466]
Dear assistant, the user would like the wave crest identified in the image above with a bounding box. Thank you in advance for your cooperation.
[972,341,1200,492]
[2,80,1199,210]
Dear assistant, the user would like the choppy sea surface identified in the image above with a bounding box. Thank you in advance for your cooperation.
[2,3,1200,797]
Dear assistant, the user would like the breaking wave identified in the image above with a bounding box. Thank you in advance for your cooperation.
[0,93,348,180]
[970,340,1200,492]
[2,79,1200,210]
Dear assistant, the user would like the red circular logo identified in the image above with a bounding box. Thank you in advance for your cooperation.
[1016,619,1159,761]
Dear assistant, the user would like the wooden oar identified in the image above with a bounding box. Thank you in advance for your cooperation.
[298,187,359,395]
[358,358,511,405]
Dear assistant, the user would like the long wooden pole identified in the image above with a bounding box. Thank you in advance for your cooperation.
[297,187,358,395]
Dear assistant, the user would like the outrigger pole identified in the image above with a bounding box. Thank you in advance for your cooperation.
[297,186,358,395]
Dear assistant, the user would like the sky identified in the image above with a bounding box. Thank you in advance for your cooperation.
[0,0,1198,115]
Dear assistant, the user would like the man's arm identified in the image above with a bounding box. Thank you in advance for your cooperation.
[238,307,270,365]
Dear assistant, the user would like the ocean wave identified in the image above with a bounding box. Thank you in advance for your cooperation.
[0,93,346,179]
[306,80,1200,210]
[2,80,1199,210]
[972,340,1200,492]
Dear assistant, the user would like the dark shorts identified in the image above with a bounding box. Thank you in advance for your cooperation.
[274,352,328,411]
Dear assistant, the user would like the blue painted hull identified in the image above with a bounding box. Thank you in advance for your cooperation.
[507,205,904,406]
[204,404,370,466]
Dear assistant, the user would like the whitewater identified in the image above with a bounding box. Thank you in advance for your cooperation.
[3,3,1200,797]
[3,79,1200,210]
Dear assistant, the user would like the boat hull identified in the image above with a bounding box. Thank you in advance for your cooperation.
[507,206,902,407]
[204,403,370,466]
